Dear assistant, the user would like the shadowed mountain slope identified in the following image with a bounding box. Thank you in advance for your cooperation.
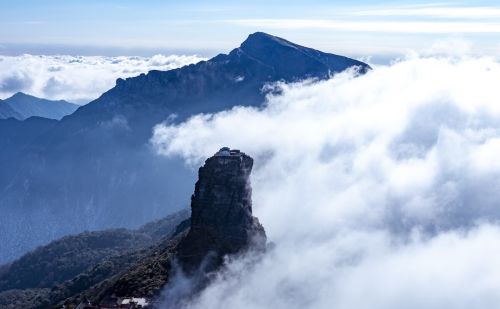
[0,209,190,298]
[0,99,22,119]
[0,33,369,264]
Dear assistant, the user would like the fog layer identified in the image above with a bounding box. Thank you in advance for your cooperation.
[153,55,500,308]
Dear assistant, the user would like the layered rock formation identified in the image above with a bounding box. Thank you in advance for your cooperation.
[179,147,266,271]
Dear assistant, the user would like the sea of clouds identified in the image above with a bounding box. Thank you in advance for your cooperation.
[0,54,205,103]
[153,55,500,308]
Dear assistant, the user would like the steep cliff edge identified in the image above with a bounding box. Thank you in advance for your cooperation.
[179,148,266,271]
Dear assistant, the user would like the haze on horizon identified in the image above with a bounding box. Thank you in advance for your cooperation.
[1,0,500,59]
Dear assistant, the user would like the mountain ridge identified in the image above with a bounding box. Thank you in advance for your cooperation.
[0,32,369,265]
[62,32,369,130]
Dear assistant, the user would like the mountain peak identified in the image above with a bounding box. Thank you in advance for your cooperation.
[241,32,298,50]
[239,32,310,60]
[9,92,70,103]
[1,93,78,120]
[235,32,370,81]
[10,92,32,99]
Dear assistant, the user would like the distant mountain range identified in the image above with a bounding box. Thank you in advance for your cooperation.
[0,32,370,264]
[0,92,78,120]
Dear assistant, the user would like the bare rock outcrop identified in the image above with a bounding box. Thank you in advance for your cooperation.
[178,147,266,271]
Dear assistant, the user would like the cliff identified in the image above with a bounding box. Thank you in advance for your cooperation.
[178,148,266,271]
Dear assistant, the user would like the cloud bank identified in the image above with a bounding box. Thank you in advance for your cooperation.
[153,55,500,308]
[0,54,205,103]
[354,6,500,18]
[227,19,500,33]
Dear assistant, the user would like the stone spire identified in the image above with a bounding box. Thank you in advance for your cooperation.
[178,147,266,271]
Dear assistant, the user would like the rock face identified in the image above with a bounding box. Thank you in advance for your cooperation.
[179,148,266,270]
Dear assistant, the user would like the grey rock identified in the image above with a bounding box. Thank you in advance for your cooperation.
[178,148,266,271]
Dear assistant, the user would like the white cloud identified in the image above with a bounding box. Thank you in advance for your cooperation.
[421,38,473,57]
[0,54,205,103]
[353,6,500,18]
[152,55,500,307]
[187,225,500,309]
[227,19,500,33]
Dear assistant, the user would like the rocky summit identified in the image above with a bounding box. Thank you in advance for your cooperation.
[178,147,266,271]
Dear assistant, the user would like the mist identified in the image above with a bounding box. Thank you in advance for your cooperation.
[152,54,500,308]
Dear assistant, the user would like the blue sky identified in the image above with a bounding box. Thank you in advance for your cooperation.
[1,0,500,58]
